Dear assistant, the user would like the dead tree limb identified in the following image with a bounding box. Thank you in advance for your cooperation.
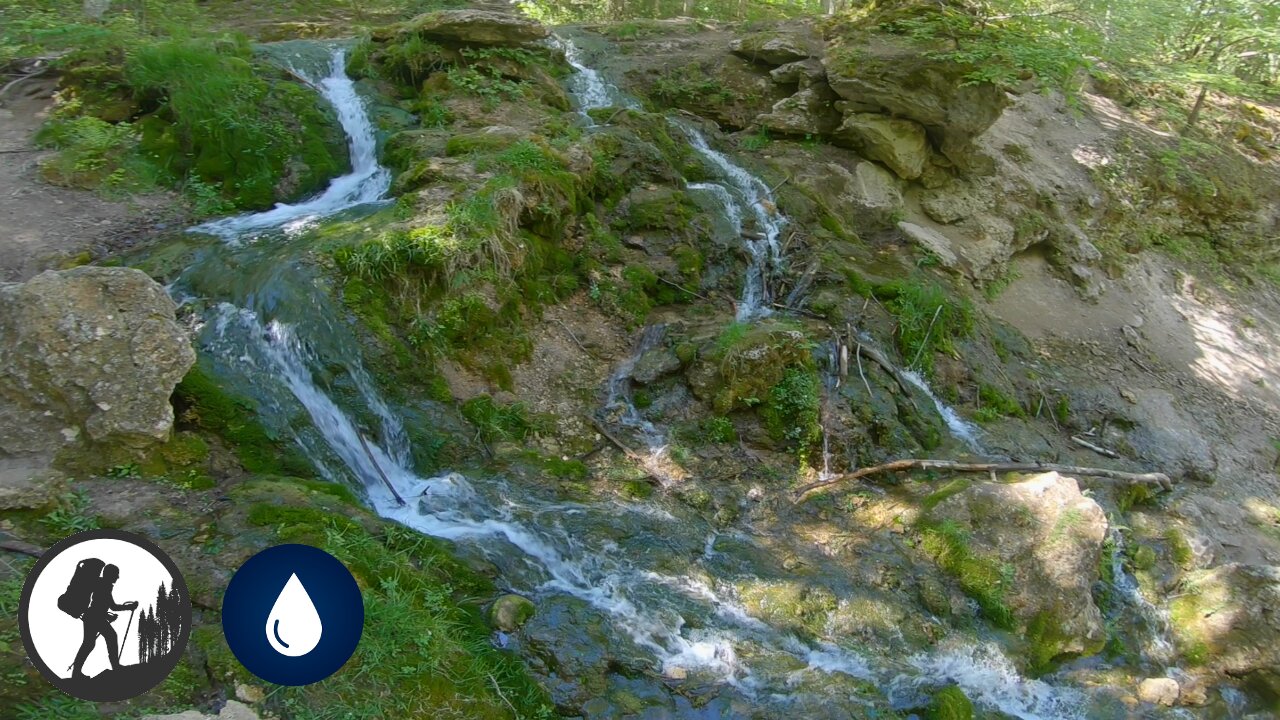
[0,539,44,557]
[793,458,1173,502]
[1071,435,1120,459]
[590,416,663,484]
[357,432,406,506]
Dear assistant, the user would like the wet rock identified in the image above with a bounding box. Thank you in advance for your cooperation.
[756,86,841,137]
[385,9,549,47]
[1137,677,1179,706]
[769,59,826,88]
[0,267,195,457]
[833,113,929,180]
[729,33,813,66]
[1169,564,1280,693]
[490,593,536,632]
[929,472,1108,661]
[0,462,67,510]
[823,37,1009,170]
[897,222,960,269]
[632,347,682,385]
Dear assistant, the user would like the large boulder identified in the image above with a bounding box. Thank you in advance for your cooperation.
[833,113,930,180]
[729,32,815,66]
[0,267,195,457]
[382,9,548,46]
[1169,563,1280,695]
[928,472,1109,663]
[756,86,842,137]
[823,37,1009,170]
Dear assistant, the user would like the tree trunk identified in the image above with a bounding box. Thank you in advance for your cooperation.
[1183,84,1210,134]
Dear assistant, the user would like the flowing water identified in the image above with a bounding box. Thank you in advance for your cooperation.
[165,42,1167,719]
[901,368,985,453]
[1108,529,1178,667]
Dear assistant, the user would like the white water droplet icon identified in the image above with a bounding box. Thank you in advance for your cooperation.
[266,574,323,657]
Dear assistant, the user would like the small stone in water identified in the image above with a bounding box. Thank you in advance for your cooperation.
[1137,677,1179,706]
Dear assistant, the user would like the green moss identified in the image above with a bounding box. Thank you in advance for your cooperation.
[926,685,974,720]
[708,322,813,414]
[1116,482,1155,512]
[622,479,655,499]
[1025,610,1074,676]
[173,365,314,476]
[1166,528,1194,568]
[761,367,822,460]
[1131,543,1158,571]
[703,416,738,444]
[919,519,1014,629]
[617,189,695,233]
[737,580,838,638]
[921,479,971,512]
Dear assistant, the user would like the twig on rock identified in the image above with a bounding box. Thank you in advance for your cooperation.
[357,432,406,506]
[793,458,1173,502]
[1072,435,1121,459]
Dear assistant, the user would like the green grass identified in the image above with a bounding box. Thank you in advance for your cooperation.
[877,280,974,376]
[460,395,540,444]
[240,499,554,719]
[38,492,100,535]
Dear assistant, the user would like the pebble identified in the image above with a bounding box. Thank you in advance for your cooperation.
[1137,677,1179,706]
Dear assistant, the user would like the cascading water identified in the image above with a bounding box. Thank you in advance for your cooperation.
[1108,528,1177,666]
[189,48,391,240]
[166,41,1138,720]
[677,122,788,321]
[901,368,985,453]
[602,324,681,486]
[559,37,638,114]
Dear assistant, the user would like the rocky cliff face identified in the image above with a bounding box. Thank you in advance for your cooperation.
[0,267,194,458]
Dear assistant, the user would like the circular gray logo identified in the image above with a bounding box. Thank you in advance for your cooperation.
[18,529,192,702]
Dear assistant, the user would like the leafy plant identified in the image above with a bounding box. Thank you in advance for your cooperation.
[39,492,100,536]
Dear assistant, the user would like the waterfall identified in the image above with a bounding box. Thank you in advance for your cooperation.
[677,123,788,321]
[560,37,637,114]
[900,369,984,453]
[1108,529,1177,666]
[189,48,391,240]
[172,42,1107,719]
[602,324,679,486]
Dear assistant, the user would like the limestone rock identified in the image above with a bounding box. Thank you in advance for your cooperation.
[490,593,536,632]
[955,212,1018,280]
[930,472,1109,661]
[769,59,826,88]
[920,183,983,224]
[389,9,548,46]
[1137,677,1179,706]
[833,114,929,180]
[632,347,682,385]
[845,161,904,225]
[0,267,195,457]
[143,701,261,720]
[1169,563,1280,691]
[756,86,841,137]
[823,37,1009,169]
[730,33,813,66]
[0,462,67,510]
[897,222,960,269]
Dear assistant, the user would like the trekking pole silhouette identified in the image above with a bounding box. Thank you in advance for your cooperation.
[121,607,136,659]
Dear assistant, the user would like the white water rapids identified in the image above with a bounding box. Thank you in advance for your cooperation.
[175,43,1114,719]
[190,48,391,240]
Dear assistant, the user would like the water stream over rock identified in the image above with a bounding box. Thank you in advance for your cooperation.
[168,42,1149,719]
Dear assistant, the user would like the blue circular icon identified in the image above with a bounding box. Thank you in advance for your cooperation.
[221,544,363,686]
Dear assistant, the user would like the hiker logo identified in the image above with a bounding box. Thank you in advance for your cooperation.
[18,529,191,702]
[221,544,363,686]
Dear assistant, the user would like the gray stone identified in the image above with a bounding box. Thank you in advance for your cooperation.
[632,347,682,385]
[956,212,1017,279]
[833,113,929,180]
[769,59,826,87]
[897,222,960,269]
[390,9,549,46]
[1169,564,1280,690]
[0,461,66,510]
[1137,678,1180,706]
[920,184,982,224]
[930,472,1109,659]
[730,33,813,66]
[143,701,261,720]
[0,267,195,456]
[756,86,841,137]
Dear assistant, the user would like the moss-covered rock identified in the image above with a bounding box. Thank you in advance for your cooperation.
[490,593,537,632]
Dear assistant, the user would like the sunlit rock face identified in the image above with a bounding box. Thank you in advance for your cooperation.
[0,266,195,456]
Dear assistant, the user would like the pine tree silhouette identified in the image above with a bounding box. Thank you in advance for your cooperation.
[135,582,183,665]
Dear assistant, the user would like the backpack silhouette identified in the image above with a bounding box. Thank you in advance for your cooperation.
[58,558,105,619]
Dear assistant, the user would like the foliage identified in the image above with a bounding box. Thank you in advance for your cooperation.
[516,0,822,24]
[762,367,822,459]
[38,492,100,536]
[460,395,540,443]
[877,280,974,376]
[926,685,975,720]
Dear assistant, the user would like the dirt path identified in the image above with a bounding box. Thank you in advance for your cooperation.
[0,78,177,283]
[989,250,1280,566]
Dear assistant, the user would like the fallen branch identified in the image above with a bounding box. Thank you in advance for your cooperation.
[1071,435,1120,459]
[793,458,1173,502]
[555,318,596,358]
[768,175,790,195]
[590,416,662,484]
[0,539,44,557]
[657,275,716,304]
[357,432,406,506]
[855,343,874,399]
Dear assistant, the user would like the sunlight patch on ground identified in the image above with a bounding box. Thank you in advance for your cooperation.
[1169,275,1280,407]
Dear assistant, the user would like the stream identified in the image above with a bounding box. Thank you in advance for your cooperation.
[168,41,1160,719]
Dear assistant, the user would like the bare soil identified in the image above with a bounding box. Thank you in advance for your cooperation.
[0,79,178,283]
